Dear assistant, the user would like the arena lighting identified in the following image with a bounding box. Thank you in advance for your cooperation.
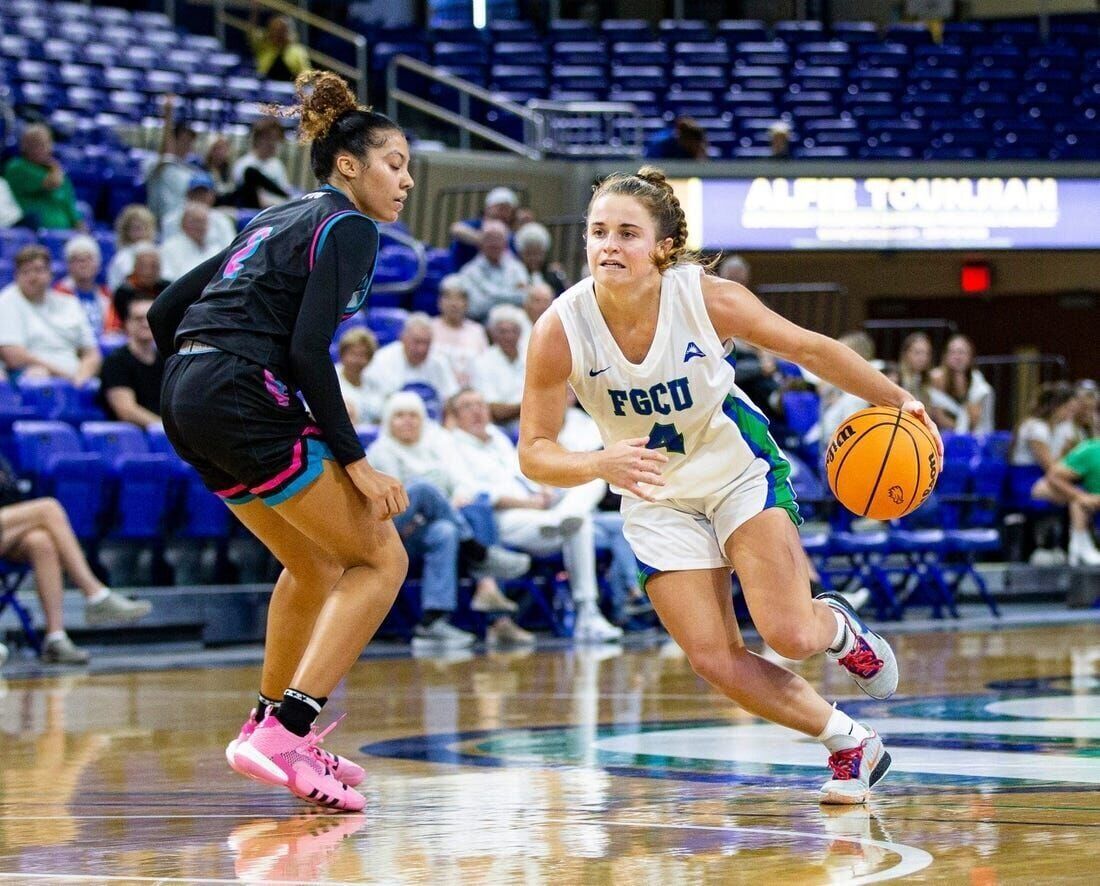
[472,0,486,28]
[961,261,993,294]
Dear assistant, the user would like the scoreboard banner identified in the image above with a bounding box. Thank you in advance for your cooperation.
[669,176,1100,251]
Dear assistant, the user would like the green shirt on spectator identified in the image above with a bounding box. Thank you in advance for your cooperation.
[1062,439,1100,494]
[3,156,82,230]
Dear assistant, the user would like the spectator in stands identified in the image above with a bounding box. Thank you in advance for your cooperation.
[644,116,709,160]
[1032,438,1100,566]
[445,387,622,642]
[112,245,170,323]
[230,117,293,209]
[518,281,555,354]
[205,136,236,199]
[0,245,100,385]
[363,312,458,405]
[769,121,793,159]
[0,452,153,664]
[1059,379,1100,452]
[929,334,994,433]
[367,392,532,647]
[0,177,31,229]
[159,203,223,281]
[249,4,311,82]
[514,222,569,295]
[98,297,164,430]
[161,174,237,249]
[3,124,83,231]
[334,327,383,424]
[718,254,751,286]
[106,205,158,292]
[52,235,120,336]
[458,219,528,321]
[815,331,881,445]
[430,275,488,387]
[898,332,935,408]
[1011,382,1078,469]
[145,94,202,221]
[449,186,520,270]
[472,304,527,431]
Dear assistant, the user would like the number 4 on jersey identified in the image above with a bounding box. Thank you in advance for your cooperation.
[646,421,684,454]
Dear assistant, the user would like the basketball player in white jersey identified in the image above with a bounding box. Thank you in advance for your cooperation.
[519,168,943,804]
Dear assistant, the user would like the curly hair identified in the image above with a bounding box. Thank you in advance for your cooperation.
[275,70,403,180]
[588,165,708,272]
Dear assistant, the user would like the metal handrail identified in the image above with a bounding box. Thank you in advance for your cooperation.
[387,54,545,159]
[206,0,368,103]
[375,225,427,298]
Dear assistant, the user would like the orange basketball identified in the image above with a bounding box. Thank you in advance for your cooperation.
[824,407,939,521]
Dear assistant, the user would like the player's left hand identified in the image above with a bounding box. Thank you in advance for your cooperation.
[900,399,944,459]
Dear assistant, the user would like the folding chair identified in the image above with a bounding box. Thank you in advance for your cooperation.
[0,559,41,654]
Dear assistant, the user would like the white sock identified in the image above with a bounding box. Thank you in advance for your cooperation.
[86,587,110,605]
[1070,530,1098,551]
[816,705,871,751]
[827,611,853,657]
[45,630,68,644]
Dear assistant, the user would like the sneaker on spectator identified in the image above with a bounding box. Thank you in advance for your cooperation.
[41,634,90,665]
[539,514,584,539]
[233,715,365,811]
[486,616,536,647]
[85,590,153,626]
[412,618,476,649]
[470,580,519,613]
[471,546,530,580]
[573,605,623,643]
[0,641,8,668]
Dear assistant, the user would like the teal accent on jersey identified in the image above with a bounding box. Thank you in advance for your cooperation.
[722,394,802,526]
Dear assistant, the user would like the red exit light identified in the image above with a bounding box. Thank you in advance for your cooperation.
[961,262,992,293]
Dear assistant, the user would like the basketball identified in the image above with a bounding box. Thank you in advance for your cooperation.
[825,407,939,521]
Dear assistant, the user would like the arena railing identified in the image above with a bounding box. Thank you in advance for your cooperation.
[386,56,643,160]
[204,0,369,103]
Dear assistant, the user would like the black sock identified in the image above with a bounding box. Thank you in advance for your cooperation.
[275,688,327,737]
[256,693,281,722]
[458,539,488,566]
[420,609,447,627]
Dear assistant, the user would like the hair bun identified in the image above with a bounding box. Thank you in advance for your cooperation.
[635,165,673,192]
[293,70,362,143]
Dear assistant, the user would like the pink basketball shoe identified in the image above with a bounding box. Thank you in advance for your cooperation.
[232,716,365,811]
[227,709,366,788]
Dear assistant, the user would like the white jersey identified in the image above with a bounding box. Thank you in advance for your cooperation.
[553,264,791,503]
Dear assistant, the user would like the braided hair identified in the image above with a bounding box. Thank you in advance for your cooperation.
[278,70,402,181]
[588,166,709,272]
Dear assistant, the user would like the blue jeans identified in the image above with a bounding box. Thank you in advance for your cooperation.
[592,510,638,610]
[393,481,474,612]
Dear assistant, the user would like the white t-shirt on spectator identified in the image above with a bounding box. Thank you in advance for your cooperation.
[335,363,385,424]
[430,317,488,386]
[160,233,224,281]
[458,251,529,320]
[232,152,292,204]
[0,283,97,376]
[1051,419,1084,460]
[362,341,459,403]
[447,424,532,504]
[107,242,154,292]
[1010,417,1052,466]
[367,422,464,498]
[929,369,995,434]
[470,345,525,408]
[161,206,237,251]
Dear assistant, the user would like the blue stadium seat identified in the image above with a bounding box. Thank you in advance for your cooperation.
[610,41,669,67]
[357,425,380,449]
[831,21,879,45]
[716,20,769,45]
[733,40,792,67]
[366,307,409,346]
[13,420,106,539]
[601,20,652,41]
[402,382,443,422]
[673,40,729,67]
[550,41,606,66]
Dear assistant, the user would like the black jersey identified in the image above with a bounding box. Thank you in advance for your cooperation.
[175,186,379,375]
[149,185,380,466]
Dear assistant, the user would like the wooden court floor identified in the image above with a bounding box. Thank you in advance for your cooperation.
[1,620,1098,884]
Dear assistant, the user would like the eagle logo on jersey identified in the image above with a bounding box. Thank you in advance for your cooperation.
[683,341,706,362]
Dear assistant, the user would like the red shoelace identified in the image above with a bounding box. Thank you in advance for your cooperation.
[827,746,864,780]
[839,637,884,678]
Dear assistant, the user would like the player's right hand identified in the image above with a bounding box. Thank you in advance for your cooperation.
[597,437,668,502]
[346,461,408,520]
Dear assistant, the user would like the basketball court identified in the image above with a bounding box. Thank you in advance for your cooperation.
[2,612,1098,883]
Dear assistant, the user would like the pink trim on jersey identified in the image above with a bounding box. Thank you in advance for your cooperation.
[215,482,250,498]
[302,424,322,436]
[251,438,305,494]
[308,211,358,270]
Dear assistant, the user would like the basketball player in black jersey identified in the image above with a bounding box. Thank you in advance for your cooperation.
[148,72,413,811]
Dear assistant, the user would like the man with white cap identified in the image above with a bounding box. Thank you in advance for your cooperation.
[457,220,528,321]
[449,185,520,270]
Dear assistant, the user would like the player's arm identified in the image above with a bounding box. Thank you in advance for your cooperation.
[701,274,943,456]
[147,248,230,357]
[518,311,667,499]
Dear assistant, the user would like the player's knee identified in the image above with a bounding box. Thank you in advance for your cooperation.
[763,624,821,661]
[287,557,342,591]
[687,644,737,689]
